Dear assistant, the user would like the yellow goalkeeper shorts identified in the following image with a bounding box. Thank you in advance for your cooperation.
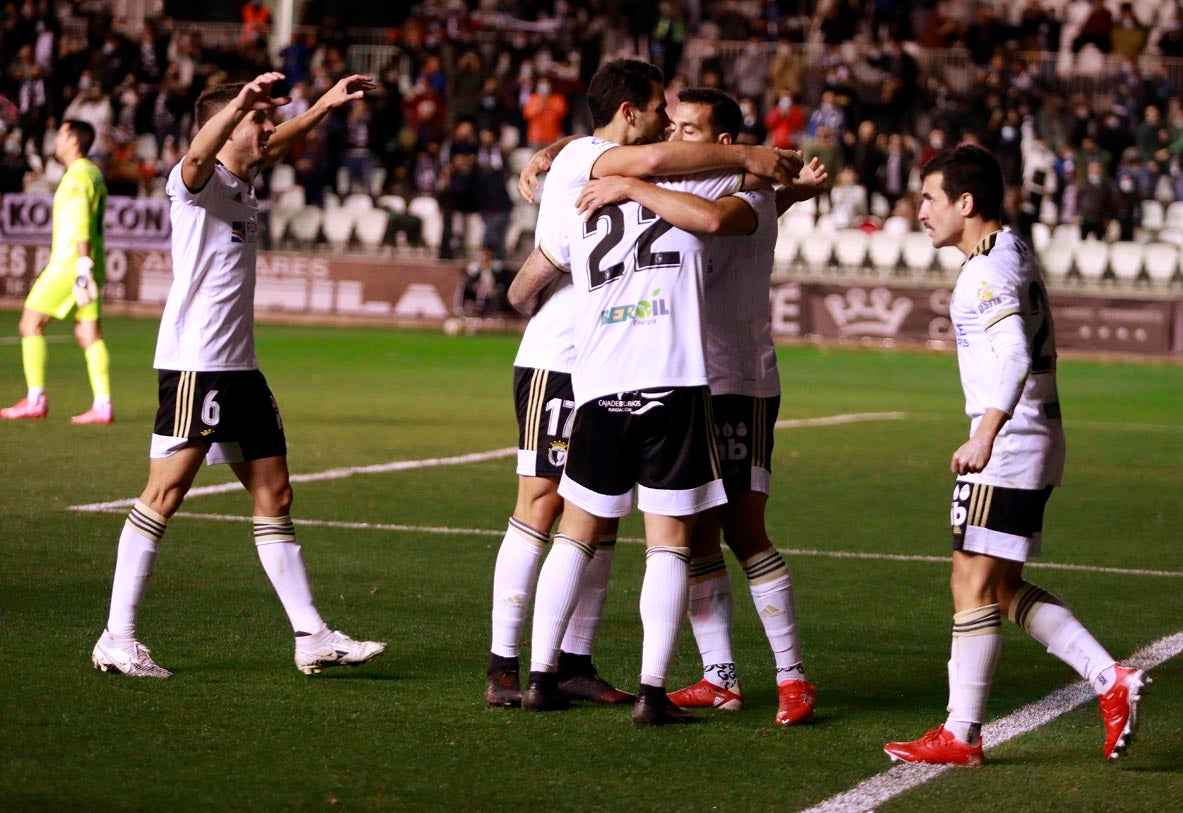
[24,262,102,321]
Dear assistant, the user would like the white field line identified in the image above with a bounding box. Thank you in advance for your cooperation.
[68,411,910,512]
[64,507,1183,579]
[799,630,1183,813]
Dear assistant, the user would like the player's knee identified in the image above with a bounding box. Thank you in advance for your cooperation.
[74,321,100,347]
[18,312,46,336]
[257,483,293,517]
[516,485,562,529]
[139,485,186,519]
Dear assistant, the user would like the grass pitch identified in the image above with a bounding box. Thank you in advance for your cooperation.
[0,311,1180,812]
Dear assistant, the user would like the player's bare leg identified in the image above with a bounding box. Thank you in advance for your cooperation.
[632,512,696,725]
[1,309,52,419]
[231,455,385,675]
[93,446,207,677]
[523,502,607,711]
[71,318,113,424]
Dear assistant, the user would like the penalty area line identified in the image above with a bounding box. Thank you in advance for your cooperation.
[798,630,1183,813]
[62,509,1183,580]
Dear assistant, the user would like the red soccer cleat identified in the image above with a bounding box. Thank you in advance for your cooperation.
[668,678,743,710]
[884,725,985,766]
[1,395,48,420]
[71,403,114,424]
[1100,665,1151,761]
[775,679,817,726]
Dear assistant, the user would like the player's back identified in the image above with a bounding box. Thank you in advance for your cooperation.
[952,228,1064,488]
[704,189,780,398]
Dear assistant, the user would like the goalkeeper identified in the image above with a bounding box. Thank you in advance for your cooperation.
[2,119,112,424]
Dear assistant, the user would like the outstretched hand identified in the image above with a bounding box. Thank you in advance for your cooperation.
[794,157,828,196]
[518,151,553,203]
[318,74,378,110]
[236,71,291,113]
[745,147,804,187]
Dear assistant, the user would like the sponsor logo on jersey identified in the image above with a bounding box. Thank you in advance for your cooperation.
[977,297,1001,313]
[230,220,258,243]
[976,280,995,303]
[600,289,670,326]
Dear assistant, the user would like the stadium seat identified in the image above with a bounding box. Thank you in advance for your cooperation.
[135,134,158,163]
[323,191,342,211]
[813,213,838,235]
[271,163,296,194]
[1108,242,1144,284]
[870,192,891,219]
[288,206,324,246]
[1142,242,1179,285]
[1156,227,1183,246]
[276,186,305,213]
[1038,197,1058,225]
[343,193,374,213]
[794,195,817,216]
[369,167,387,197]
[464,213,486,252]
[867,230,903,272]
[322,207,355,248]
[833,229,869,271]
[1073,239,1110,283]
[408,196,443,247]
[882,216,911,237]
[1031,222,1051,254]
[936,246,964,275]
[1165,201,1183,231]
[902,232,936,273]
[1140,199,1164,232]
[799,232,834,271]
[1052,223,1081,247]
[782,211,815,238]
[506,201,538,254]
[335,166,350,197]
[509,147,534,175]
[355,209,390,250]
[773,228,799,266]
[1039,243,1073,280]
[377,194,407,214]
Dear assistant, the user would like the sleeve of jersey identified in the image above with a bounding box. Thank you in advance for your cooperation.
[966,255,1022,330]
[59,180,93,245]
[533,189,571,274]
[534,139,616,274]
[661,170,744,201]
[167,157,216,205]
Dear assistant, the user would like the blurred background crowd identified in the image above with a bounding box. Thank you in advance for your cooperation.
[4,0,1183,299]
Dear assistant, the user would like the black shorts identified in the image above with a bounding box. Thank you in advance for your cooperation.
[513,366,574,478]
[950,480,1054,563]
[711,394,780,496]
[558,386,726,518]
[151,369,287,464]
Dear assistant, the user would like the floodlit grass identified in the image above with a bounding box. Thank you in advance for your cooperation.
[1,311,1180,812]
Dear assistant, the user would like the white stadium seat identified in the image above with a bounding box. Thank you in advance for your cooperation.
[322,207,355,248]
[408,196,443,247]
[881,216,911,237]
[799,232,834,270]
[1073,239,1109,283]
[867,230,903,271]
[1142,242,1179,285]
[1031,222,1051,254]
[1052,222,1081,248]
[936,245,964,274]
[377,194,407,214]
[343,193,374,213]
[1165,201,1183,231]
[1038,243,1073,280]
[773,229,799,266]
[355,208,390,250]
[902,232,936,273]
[270,163,296,194]
[1140,199,1164,232]
[288,205,324,246]
[1108,241,1144,284]
[833,229,869,270]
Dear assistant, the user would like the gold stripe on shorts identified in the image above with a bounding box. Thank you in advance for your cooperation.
[526,369,548,451]
[966,483,981,527]
[977,485,995,527]
[704,391,721,479]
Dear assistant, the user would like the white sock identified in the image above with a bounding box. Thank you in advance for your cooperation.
[253,516,325,635]
[528,535,594,673]
[490,518,548,658]
[1009,582,1117,695]
[28,386,45,401]
[561,537,616,657]
[742,548,806,683]
[945,604,1002,742]
[105,501,166,640]
[639,546,691,688]
[93,394,111,409]
[687,553,734,686]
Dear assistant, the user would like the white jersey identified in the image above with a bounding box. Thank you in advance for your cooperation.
[703,189,780,397]
[541,146,742,404]
[154,161,259,371]
[951,228,1065,489]
[515,136,620,372]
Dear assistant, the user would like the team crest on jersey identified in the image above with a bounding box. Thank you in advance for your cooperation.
[547,439,568,467]
[230,220,258,243]
[600,288,671,326]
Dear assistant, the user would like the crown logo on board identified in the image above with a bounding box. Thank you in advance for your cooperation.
[823,287,913,337]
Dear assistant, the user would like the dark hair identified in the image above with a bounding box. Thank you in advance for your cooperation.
[676,87,743,141]
[586,59,664,129]
[195,83,246,129]
[61,119,95,156]
[920,144,1004,221]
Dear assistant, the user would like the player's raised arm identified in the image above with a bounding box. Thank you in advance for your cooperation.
[775,157,828,216]
[518,135,580,202]
[267,74,377,163]
[591,142,803,186]
[183,72,288,191]
[575,176,757,236]
[508,248,565,316]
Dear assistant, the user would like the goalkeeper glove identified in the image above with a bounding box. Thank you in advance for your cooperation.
[74,256,97,307]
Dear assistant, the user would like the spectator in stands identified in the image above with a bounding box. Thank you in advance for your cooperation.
[460,246,510,317]
[1019,120,1057,239]
[830,166,868,229]
[343,100,374,195]
[1110,3,1147,58]
[765,91,805,150]
[805,126,842,193]
[452,50,484,123]
[806,90,846,140]
[1075,160,1115,240]
[1113,151,1142,241]
[1017,0,1061,52]
[736,96,766,145]
[279,33,311,87]
[963,4,1007,66]
[522,77,568,148]
[766,37,804,108]
[294,125,332,208]
[1072,0,1114,54]
[241,0,272,47]
[652,1,687,82]
[0,132,30,194]
[17,63,49,162]
[278,81,311,123]
[878,132,910,211]
[846,120,885,202]
[918,1,961,48]
[732,37,769,101]
[63,73,113,157]
[476,127,512,259]
[151,66,187,155]
[1137,105,1169,163]
[437,143,480,260]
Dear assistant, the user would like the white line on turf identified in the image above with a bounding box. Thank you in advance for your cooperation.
[776,411,907,428]
[64,507,1183,579]
[799,630,1183,813]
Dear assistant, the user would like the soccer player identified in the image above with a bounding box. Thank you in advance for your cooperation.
[510,62,801,726]
[486,63,803,710]
[91,72,385,678]
[2,120,112,424]
[884,144,1149,765]
[572,88,827,726]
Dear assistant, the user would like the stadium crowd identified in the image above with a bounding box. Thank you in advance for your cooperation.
[3,0,1183,264]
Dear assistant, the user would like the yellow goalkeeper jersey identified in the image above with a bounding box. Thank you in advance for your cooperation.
[50,158,107,282]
